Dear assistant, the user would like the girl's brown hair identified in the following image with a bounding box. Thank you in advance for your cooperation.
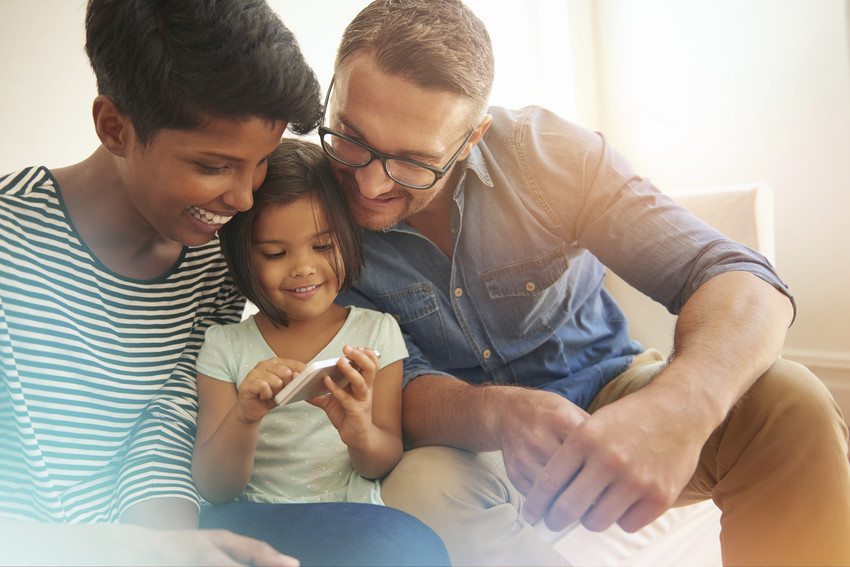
[219,138,362,327]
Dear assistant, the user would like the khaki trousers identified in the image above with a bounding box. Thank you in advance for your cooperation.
[381,354,850,566]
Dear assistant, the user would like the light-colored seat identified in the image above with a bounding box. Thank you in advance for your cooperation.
[604,182,775,355]
[551,183,775,566]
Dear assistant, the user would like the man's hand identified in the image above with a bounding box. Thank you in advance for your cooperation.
[520,380,708,533]
[498,388,589,495]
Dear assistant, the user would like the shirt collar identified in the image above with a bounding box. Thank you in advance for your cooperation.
[459,144,494,189]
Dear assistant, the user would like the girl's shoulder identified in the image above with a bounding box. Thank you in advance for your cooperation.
[344,305,399,329]
[338,306,407,363]
[205,315,258,342]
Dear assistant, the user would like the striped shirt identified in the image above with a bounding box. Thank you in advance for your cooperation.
[0,166,243,523]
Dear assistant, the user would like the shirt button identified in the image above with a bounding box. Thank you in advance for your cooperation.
[454,287,463,297]
[525,281,536,292]
[451,226,458,235]
[482,349,491,359]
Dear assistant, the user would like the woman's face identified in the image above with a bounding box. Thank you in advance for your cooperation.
[119,115,286,247]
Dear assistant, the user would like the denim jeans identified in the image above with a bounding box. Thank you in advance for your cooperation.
[200,501,450,566]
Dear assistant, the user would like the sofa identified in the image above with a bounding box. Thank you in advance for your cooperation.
[546,182,775,566]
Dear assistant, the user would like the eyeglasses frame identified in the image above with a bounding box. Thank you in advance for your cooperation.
[318,77,475,190]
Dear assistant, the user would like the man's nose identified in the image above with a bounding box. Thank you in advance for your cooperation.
[355,159,396,199]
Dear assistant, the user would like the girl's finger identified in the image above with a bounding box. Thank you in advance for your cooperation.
[324,375,354,403]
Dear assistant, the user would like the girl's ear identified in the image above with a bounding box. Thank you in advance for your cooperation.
[92,95,134,157]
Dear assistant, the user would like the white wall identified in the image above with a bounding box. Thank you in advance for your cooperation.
[1,0,848,392]
[588,0,850,392]
[0,0,575,170]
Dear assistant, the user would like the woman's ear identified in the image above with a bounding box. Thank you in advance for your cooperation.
[92,95,133,157]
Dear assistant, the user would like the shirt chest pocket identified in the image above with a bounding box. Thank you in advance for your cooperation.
[480,245,570,338]
[374,283,451,360]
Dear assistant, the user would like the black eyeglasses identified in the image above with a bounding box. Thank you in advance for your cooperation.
[318,78,474,190]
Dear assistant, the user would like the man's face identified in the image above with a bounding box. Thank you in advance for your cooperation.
[326,55,479,231]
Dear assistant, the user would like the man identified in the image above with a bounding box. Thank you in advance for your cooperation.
[326,1,850,565]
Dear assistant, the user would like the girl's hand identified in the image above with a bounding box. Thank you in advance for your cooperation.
[236,358,305,424]
[307,346,380,449]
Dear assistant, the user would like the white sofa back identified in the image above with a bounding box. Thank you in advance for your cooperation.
[604,183,776,355]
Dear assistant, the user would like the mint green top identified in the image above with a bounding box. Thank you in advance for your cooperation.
[197,306,407,504]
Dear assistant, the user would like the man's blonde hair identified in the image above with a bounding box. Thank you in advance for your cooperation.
[335,0,494,128]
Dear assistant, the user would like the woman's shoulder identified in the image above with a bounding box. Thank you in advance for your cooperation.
[0,166,53,197]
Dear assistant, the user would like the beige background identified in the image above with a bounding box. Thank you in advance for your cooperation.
[1,0,847,410]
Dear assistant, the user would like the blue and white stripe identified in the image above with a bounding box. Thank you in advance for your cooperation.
[0,166,243,523]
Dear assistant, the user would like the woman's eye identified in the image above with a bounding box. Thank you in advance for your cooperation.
[199,164,229,174]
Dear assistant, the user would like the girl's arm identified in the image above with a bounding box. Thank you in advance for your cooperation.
[310,346,403,480]
[192,359,301,503]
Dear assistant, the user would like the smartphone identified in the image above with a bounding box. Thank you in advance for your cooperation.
[273,351,381,406]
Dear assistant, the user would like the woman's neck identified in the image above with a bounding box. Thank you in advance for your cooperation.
[51,147,183,279]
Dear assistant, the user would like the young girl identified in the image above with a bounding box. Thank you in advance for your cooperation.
[192,138,405,506]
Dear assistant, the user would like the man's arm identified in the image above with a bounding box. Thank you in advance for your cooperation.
[521,271,794,532]
[402,371,590,495]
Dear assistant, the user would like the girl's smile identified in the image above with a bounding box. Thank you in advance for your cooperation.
[251,197,345,327]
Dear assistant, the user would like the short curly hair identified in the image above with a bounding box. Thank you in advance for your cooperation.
[85,0,323,146]
[336,0,494,126]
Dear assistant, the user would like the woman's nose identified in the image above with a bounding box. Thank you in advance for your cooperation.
[221,172,256,212]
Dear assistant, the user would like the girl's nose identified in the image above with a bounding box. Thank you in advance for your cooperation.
[289,252,317,278]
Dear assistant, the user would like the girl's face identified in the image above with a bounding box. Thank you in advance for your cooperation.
[251,196,345,325]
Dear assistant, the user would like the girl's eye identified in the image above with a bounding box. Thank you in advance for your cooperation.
[314,243,334,252]
[263,251,285,260]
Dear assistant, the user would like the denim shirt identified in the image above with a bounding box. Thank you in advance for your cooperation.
[336,106,792,409]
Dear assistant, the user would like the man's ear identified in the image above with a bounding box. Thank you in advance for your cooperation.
[92,95,133,157]
[458,114,493,161]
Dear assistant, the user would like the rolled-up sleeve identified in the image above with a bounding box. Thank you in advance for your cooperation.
[516,107,793,316]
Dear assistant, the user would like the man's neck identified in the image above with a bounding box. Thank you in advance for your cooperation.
[405,170,460,258]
